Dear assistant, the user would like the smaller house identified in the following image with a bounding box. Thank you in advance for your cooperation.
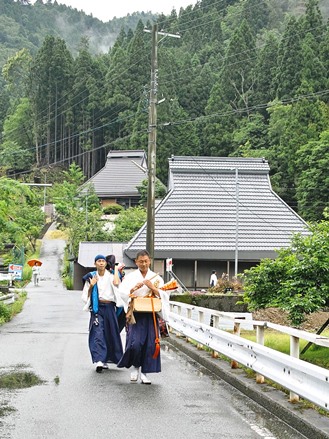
[81,150,147,209]
[124,156,309,289]
[73,242,135,290]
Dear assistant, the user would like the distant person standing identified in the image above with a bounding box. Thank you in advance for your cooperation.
[210,270,217,287]
[32,263,41,286]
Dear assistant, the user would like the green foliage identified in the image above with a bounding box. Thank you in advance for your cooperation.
[136,179,167,205]
[50,163,107,257]
[0,177,45,253]
[0,303,11,324]
[109,206,146,242]
[0,291,27,325]
[296,129,329,221]
[0,0,328,223]
[102,204,124,214]
[242,220,329,326]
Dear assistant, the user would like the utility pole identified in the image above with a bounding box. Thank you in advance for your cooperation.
[144,25,180,267]
[234,168,239,278]
[145,24,158,265]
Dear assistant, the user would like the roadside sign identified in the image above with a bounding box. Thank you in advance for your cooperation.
[166,258,173,272]
[9,263,23,280]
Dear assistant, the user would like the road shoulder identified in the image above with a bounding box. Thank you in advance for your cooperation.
[166,333,329,439]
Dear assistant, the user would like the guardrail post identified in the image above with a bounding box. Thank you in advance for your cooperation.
[256,325,265,384]
[197,311,204,349]
[171,304,182,336]
[212,315,219,358]
[231,321,241,369]
[289,335,300,403]
[186,308,193,343]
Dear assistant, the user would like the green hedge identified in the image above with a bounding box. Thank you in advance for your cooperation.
[103,204,124,214]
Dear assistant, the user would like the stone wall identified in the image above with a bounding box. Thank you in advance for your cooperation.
[170,293,248,313]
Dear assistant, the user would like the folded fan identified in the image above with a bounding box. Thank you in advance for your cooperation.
[161,279,178,291]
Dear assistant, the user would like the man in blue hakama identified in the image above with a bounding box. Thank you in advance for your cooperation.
[81,254,128,373]
[117,250,169,384]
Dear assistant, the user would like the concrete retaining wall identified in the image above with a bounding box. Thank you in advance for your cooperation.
[170,293,248,312]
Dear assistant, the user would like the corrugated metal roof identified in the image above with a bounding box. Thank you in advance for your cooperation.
[82,150,147,197]
[125,156,309,260]
[77,242,134,268]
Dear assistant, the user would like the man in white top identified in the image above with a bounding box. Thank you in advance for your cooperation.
[117,250,169,385]
[81,254,128,373]
[32,263,41,286]
[210,270,218,287]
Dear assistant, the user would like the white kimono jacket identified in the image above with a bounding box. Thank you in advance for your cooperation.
[81,270,129,312]
[119,268,170,321]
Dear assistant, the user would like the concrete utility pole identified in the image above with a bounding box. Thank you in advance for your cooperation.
[234,168,239,278]
[145,24,158,265]
[144,25,180,266]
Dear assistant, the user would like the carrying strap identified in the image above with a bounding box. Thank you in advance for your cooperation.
[151,297,160,359]
[90,271,99,314]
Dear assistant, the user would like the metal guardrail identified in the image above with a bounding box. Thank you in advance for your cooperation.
[0,293,15,304]
[0,272,14,286]
[168,301,329,412]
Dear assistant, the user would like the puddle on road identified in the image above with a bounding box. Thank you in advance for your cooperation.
[0,365,46,425]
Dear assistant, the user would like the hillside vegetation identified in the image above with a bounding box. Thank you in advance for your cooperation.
[0,0,328,222]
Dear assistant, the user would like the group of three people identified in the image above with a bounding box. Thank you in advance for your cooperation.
[81,250,169,385]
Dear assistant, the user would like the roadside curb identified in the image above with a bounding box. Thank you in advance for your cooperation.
[166,333,329,439]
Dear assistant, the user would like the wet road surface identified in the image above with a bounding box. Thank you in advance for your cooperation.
[0,230,307,438]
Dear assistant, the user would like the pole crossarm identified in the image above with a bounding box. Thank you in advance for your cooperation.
[144,29,181,39]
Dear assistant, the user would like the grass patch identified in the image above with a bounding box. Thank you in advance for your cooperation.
[0,403,16,417]
[0,371,45,389]
[8,292,27,319]
[46,229,68,240]
[0,291,27,326]
[239,330,329,369]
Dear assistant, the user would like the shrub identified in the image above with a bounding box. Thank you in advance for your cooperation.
[0,303,11,323]
[209,273,243,294]
[103,204,124,215]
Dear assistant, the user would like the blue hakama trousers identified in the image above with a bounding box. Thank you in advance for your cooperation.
[117,312,161,374]
[89,302,123,364]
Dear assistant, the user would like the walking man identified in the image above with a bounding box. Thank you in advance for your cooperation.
[81,254,128,372]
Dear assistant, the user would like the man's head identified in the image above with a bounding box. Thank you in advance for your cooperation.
[135,250,151,275]
[106,254,116,270]
[94,254,106,272]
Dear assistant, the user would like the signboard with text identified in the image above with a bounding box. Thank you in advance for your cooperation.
[9,263,23,280]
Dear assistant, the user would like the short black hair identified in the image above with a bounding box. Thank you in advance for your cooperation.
[136,250,150,259]
[106,254,116,270]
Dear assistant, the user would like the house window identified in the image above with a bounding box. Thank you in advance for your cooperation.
[116,198,140,209]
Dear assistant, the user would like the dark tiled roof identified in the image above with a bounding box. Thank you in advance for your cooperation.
[83,150,147,197]
[125,157,309,260]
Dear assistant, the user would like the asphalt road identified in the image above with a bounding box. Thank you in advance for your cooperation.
[0,230,312,439]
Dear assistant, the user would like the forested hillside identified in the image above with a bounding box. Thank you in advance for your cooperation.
[0,0,156,64]
[0,0,328,221]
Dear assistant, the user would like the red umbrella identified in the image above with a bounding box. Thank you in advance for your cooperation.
[27,259,43,267]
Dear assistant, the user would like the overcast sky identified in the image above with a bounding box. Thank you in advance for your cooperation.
[52,1,197,22]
